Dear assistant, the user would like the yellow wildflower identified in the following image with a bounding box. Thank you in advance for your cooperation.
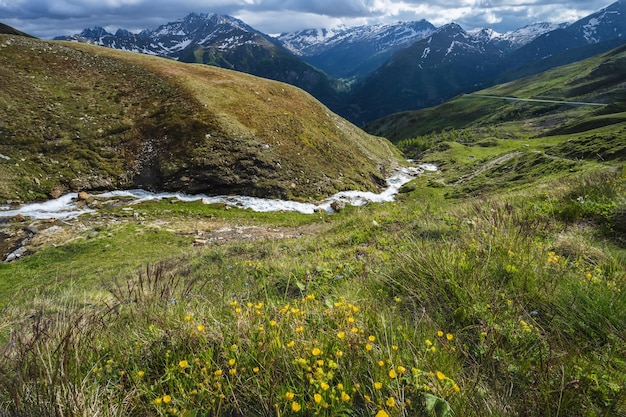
[386,397,396,408]
[197,325,205,332]
[214,369,223,377]
[374,382,383,390]
[397,366,406,374]
[312,347,322,356]
[136,371,145,377]
[287,341,295,348]
[163,395,172,404]
[253,367,260,373]
[436,371,445,380]
[341,392,350,402]
[368,335,376,342]
[285,392,295,400]
[321,382,330,391]
[179,360,188,369]
[388,369,397,379]
[446,333,454,341]
[154,397,162,405]
[437,330,444,337]
[375,410,390,417]
[337,331,345,339]
[314,393,322,404]
[365,343,373,351]
[291,401,301,412]
[295,326,304,333]
[184,315,192,322]
[228,359,236,367]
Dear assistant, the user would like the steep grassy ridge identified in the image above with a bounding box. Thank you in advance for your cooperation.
[0,35,400,203]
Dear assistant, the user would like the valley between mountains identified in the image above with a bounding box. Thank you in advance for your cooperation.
[0,7,625,417]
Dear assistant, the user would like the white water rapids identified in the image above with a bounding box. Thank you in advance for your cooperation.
[0,164,438,220]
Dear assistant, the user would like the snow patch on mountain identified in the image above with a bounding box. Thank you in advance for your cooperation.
[277,20,435,57]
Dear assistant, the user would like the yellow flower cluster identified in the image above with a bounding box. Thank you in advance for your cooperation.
[99,294,461,416]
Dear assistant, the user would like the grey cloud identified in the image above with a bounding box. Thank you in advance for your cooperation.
[0,0,617,39]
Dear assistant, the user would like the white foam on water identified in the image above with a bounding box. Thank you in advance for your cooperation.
[0,164,438,219]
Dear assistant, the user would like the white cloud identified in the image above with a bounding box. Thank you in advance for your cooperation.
[0,0,615,38]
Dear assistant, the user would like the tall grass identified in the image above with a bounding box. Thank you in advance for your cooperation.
[0,168,624,416]
[384,168,626,416]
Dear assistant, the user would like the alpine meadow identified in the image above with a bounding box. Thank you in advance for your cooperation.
[0,4,625,417]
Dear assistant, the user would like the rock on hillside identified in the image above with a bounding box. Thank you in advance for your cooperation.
[0,35,400,204]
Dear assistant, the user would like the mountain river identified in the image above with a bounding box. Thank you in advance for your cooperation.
[0,164,438,220]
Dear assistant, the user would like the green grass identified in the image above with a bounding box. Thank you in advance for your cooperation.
[1,154,624,416]
[1,32,626,417]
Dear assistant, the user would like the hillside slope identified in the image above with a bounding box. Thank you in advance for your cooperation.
[367,43,626,142]
[56,14,348,116]
[0,35,400,203]
[0,23,34,37]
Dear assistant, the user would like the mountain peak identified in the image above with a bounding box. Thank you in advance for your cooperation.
[182,12,213,21]
[80,26,111,39]
[566,0,625,43]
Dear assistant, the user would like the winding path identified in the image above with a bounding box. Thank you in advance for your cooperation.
[466,93,608,107]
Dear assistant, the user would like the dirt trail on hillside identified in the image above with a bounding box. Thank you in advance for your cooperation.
[452,151,522,186]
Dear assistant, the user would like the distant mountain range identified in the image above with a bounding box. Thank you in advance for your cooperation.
[277,20,437,79]
[346,0,626,123]
[53,0,626,125]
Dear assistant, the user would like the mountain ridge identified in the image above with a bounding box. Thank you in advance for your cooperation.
[51,1,626,125]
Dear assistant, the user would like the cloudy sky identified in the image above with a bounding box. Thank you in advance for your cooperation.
[0,0,615,39]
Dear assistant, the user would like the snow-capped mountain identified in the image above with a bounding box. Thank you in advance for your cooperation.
[57,13,278,58]
[345,23,507,123]
[497,22,569,49]
[504,0,626,76]
[468,22,568,52]
[278,20,435,56]
[568,0,625,43]
[276,20,436,79]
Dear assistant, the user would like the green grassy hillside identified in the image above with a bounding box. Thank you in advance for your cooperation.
[0,35,400,203]
[366,44,626,143]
